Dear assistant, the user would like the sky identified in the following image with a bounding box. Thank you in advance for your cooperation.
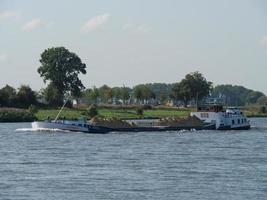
[0,0,267,94]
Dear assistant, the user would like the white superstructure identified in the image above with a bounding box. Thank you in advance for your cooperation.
[191,105,250,130]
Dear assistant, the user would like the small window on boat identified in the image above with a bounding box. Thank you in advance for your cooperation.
[238,119,240,124]
[232,120,235,125]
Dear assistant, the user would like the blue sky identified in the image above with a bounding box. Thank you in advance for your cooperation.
[0,0,267,94]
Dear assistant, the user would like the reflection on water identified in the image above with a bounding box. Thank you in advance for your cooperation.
[0,118,267,200]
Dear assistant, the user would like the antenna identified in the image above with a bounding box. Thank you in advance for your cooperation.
[54,95,71,121]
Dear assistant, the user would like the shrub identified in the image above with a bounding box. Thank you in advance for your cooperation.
[136,107,144,116]
[28,104,38,114]
[0,108,36,122]
[87,105,98,118]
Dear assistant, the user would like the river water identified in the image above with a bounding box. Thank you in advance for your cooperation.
[0,118,267,200]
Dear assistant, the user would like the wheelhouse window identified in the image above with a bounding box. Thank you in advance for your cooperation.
[232,120,235,125]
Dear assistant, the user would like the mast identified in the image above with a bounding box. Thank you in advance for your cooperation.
[54,96,70,121]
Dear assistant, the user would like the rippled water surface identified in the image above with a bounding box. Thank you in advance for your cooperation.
[1,118,267,200]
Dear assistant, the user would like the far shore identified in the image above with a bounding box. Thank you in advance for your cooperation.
[0,105,266,123]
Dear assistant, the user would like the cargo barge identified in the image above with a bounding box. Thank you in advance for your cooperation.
[31,116,215,134]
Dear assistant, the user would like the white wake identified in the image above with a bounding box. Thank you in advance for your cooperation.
[15,128,71,132]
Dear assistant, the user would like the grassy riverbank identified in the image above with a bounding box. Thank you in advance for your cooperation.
[241,106,267,118]
[35,106,267,121]
[36,107,193,121]
[0,105,266,122]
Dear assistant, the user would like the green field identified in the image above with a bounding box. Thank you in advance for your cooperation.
[35,106,267,121]
[36,107,192,120]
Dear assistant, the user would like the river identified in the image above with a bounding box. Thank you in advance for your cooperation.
[0,118,267,200]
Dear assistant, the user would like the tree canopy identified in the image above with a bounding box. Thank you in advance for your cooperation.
[38,47,87,99]
[211,85,266,106]
[171,72,212,106]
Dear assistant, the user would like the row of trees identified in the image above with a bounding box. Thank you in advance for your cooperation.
[1,47,266,109]
[80,72,212,107]
[83,85,131,105]
[211,85,267,106]
[35,47,267,107]
[0,85,37,108]
[1,76,266,108]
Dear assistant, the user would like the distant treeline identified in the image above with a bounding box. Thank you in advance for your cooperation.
[0,75,266,109]
[212,85,267,106]
[82,83,267,107]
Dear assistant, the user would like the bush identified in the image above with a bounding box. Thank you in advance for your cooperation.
[260,106,266,114]
[136,107,144,116]
[87,105,98,118]
[28,104,38,114]
[0,108,36,122]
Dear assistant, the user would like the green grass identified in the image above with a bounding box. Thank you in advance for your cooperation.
[36,109,84,120]
[36,108,191,120]
[36,106,267,121]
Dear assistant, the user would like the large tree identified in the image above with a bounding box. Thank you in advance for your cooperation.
[171,72,212,107]
[184,72,212,102]
[38,47,87,101]
[171,81,191,106]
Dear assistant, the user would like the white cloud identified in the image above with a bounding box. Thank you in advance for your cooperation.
[81,13,110,33]
[0,11,18,20]
[21,18,43,31]
[122,24,152,34]
[260,36,267,46]
[0,54,7,62]
[135,25,152,34]
[122,23,133,31]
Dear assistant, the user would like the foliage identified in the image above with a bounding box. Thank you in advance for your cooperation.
[211,85,265,106]
[171,81,191,106]
[256,96,267,105]
[0,108,36,122]
[87,105,98,118]
[98,85,113,103]
[42,83,63,107]
[28,104,38,114]
[171,72,212,106]
[0,85,17,107]
[246,91,265,105]
[133,84,155,104]
[0,85,37,108]
[17,85,37,108]
[136,107,144,116]
[38,47,86,97]
[84,87,99,104]
[120,86,130,104]
[184,71,212,101]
